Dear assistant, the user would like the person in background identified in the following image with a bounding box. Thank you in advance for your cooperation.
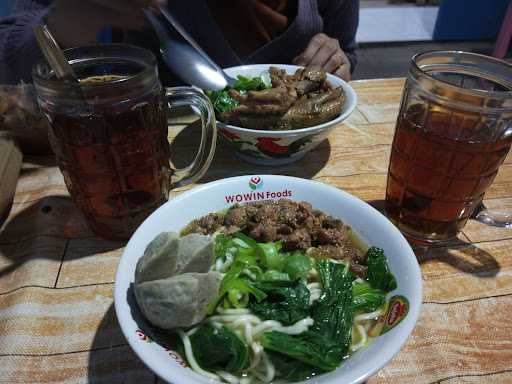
[0,0,359,85]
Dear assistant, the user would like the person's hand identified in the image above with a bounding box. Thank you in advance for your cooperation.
[293,33,351,81]
[47,0,168,48]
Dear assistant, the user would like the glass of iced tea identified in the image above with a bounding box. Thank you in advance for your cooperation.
[386,51,512,245]
[33,44,217,240]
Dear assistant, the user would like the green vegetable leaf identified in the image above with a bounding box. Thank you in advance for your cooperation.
[206,74,270,115]
[244,264,263,280]
[214,233,235,262]
[224,275,267,308]
[233,232,259,248]
[233,233,285,272]
[283,252,312,280]
[206,89,239,114]
[261,331,342,372]
[261,261,354,373]
[233,75,269,92]
[249,280,310,325]
[208,267,267,313]
[236,247,258,266]
[208,234,270,313]
[365,247,397,293]
[257,270,290,282]
[190,324,249,373]
[268,351,320,381]
[352,281,386,312]
[310,260,354,354]
[259,242,285,271]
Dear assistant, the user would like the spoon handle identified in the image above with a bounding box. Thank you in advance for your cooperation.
[33,25,77,81]
[157,5,221,72]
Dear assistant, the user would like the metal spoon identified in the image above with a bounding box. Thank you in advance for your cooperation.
[33,25,78,82]
[33,25,90,108]
[143,7,236,90]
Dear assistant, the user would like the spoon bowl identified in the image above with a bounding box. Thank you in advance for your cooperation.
[144,8,236,90]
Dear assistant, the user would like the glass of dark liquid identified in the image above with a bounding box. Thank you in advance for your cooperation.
[386,51,512,245]
[33,44,217,240]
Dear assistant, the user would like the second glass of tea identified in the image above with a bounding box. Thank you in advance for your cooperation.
[386,51,512,245]
[33,44,217,240]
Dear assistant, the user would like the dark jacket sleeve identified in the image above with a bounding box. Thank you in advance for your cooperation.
[319,0,359,72]
[0,1,52,84]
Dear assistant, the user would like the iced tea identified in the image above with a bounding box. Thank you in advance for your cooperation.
[47,74,171,239]
[34,44,217,240]
[385,51,512,244]
[386,104,512,242]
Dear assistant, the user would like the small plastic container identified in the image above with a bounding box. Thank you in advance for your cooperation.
[0,84,52,155]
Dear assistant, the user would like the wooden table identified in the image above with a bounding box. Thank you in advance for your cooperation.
[1,78,511,384]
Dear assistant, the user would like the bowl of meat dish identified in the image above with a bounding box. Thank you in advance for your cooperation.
[208,64,357,166]
[114,175,422,384]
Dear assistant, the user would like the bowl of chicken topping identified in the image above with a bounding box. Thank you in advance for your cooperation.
[207,64,357,166]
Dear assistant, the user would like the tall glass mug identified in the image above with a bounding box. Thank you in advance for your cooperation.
[33,44,217,240]
[386,51,512,245]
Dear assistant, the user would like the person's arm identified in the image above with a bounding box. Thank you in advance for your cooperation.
[0,0,166,85]
[0,2,52,84]
[293,0,359,81]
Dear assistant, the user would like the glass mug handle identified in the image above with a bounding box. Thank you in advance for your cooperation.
[165,87,217,188]
[474,203,512,228]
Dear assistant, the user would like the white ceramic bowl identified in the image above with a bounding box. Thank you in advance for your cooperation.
[216,65,357,166]
[115,175,422,384]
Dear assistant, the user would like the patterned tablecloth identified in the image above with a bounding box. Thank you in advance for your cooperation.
[1,78,511,384]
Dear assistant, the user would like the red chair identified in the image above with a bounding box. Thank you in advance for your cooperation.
[493,2,512,58]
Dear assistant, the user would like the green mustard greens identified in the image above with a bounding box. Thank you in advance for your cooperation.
[365,247,398,293]
[310,260,354,351]
[190,323,249,373]
[260,331,342,372]
[260,260,355,375]
[250,280,310,325]
[352,281,386,312]
[352,282,386,312]
[180,230,399,383]
[206,74,271,115]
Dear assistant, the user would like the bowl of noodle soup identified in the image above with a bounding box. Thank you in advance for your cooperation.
[114,175,422,384]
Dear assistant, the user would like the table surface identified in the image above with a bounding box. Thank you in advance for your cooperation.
[1,78,511,384]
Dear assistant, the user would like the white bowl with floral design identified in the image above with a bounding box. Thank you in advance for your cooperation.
[217,65,357,166]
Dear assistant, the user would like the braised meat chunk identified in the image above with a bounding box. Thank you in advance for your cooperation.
[183,199,365,270]
[182,213,224,235]
[221,86,296,129]
[276,87,346,130]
